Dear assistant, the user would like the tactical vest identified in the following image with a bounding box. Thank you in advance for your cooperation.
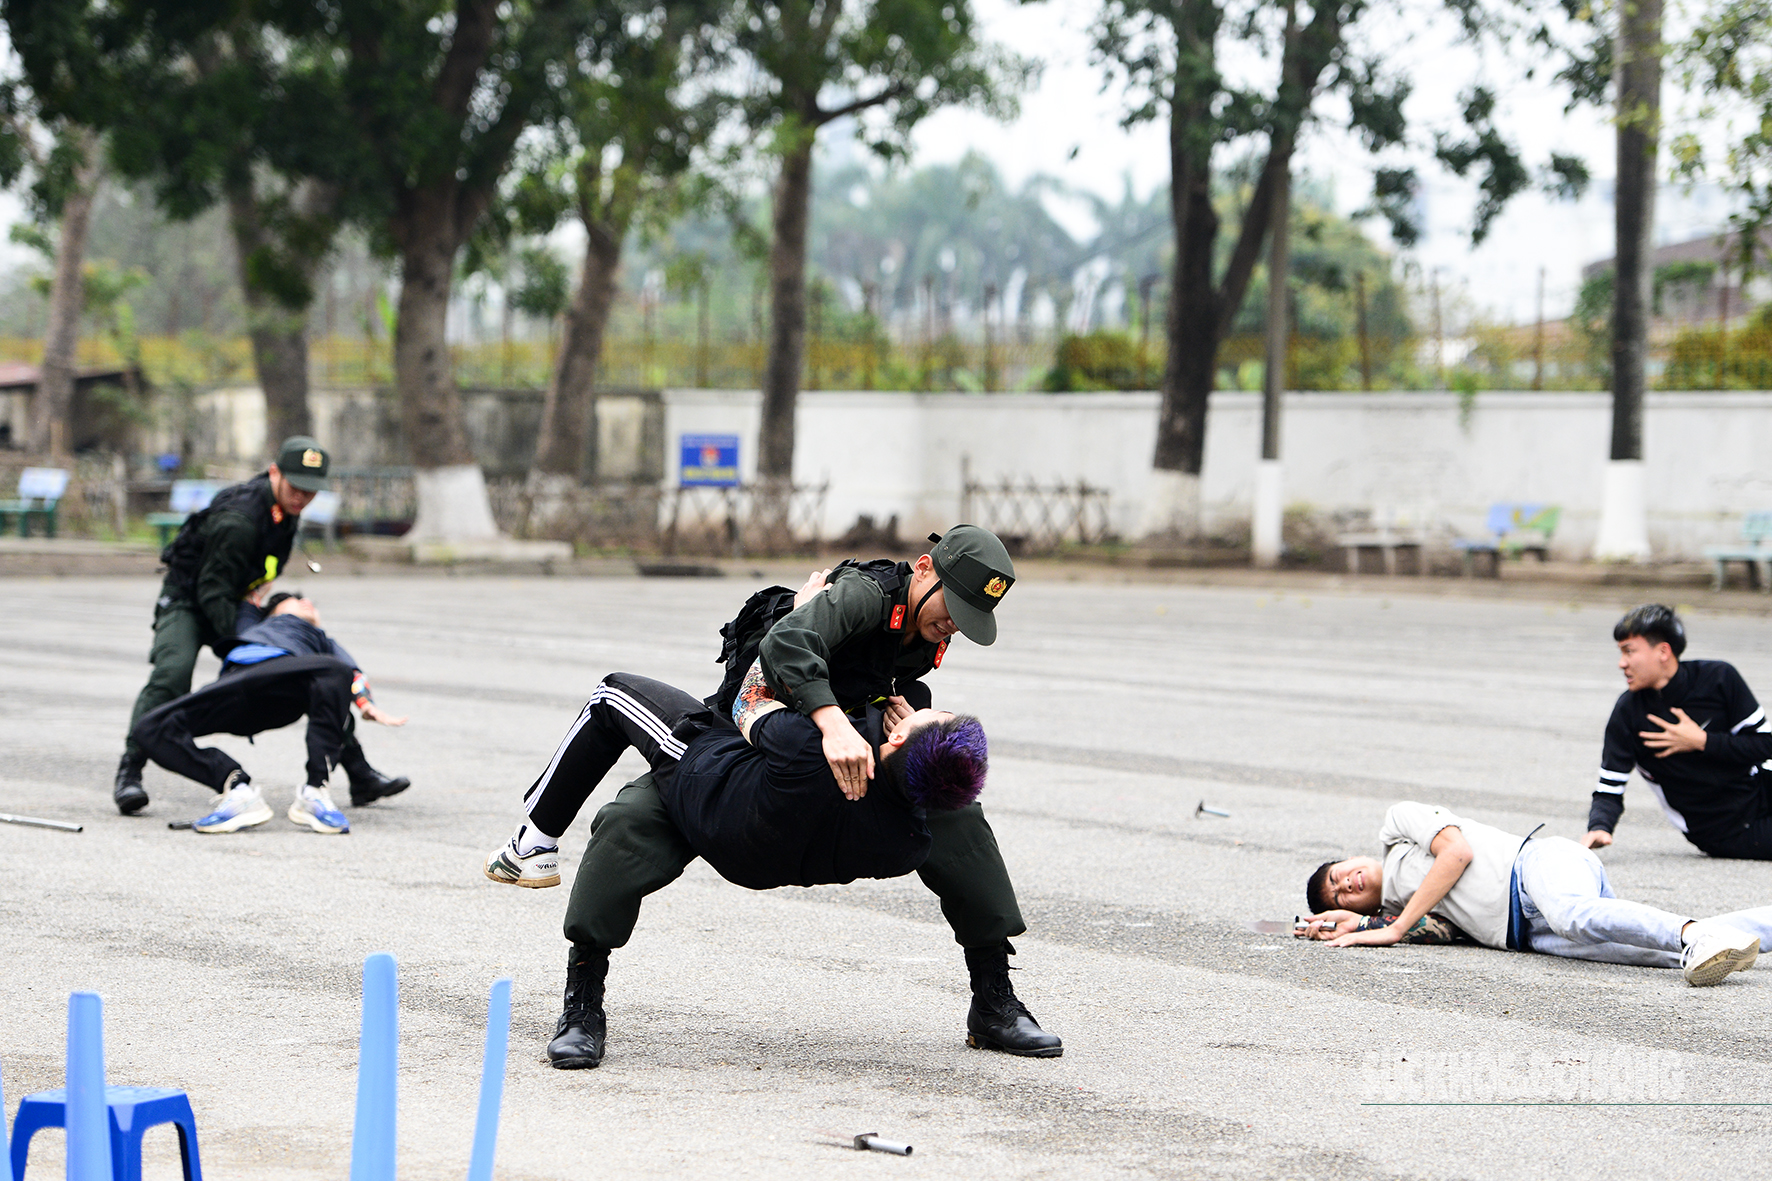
[159,475,298,600]
[825,559,919,709]
[708,558,932,718]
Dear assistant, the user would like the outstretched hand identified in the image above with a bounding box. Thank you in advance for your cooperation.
[1581,829,1613,849]
[361,702,408,727]
[1326,923,1405,949]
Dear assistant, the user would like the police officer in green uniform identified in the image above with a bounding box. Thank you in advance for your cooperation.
[489,525,1060,1058]
[112,436,408,815]
[755,526,1054,1056]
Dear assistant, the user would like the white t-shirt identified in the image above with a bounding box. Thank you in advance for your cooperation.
[1379,802,1526,950]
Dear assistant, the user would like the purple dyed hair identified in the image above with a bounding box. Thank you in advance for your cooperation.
[887,715,988,811]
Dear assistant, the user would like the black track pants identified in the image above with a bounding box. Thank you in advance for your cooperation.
[521,673,705,837]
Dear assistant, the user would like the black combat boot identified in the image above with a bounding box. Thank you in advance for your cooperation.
[340,739,411,808]
[547,947,609,1069]
[113,753,149,816]
[964,941,1062,1058]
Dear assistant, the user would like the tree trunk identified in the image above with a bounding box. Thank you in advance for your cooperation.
[1254,156,1291,568]
[758,131,815,482]
[31,130,100,458]
[1594,0,1660,561]
[1142,73,1219,537]
[533,209,623,481]
[227,182,313,448]
[1609,0,1659,465]
[394,189,498,543]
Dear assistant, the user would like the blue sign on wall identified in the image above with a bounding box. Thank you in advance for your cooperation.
[679,434,740,487]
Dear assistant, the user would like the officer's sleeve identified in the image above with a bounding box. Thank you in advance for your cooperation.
[1588,697,1635,833]
[758,574,886,717]
[194,511,261,643]
[1696,664,1772,765]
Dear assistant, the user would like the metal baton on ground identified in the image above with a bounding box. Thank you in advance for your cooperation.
[1195,800,1230,819]
[0,812,83,832]
[854,1133,913,1156]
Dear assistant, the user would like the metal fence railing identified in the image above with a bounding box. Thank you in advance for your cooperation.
[960,466,1113,553]
[662,482,830,557]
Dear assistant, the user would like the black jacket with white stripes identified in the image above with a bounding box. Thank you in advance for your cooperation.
[1588,658,1772,843]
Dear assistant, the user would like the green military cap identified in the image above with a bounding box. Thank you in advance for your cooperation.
[275,435,331,491]
[929,524,1015,646]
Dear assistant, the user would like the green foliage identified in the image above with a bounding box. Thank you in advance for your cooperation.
[1675,0,1772,281]
[512,246,572,321]
[1044,332,1156,391]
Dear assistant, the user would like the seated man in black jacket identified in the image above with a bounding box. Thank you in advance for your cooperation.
[512,664,1061,1069]
[1582,604,1772,859]
[131,592,408,835]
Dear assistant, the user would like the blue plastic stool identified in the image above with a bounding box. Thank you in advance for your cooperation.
[10,1087,204,1181]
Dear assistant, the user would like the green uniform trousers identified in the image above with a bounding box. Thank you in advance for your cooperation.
[125,598,227,762]
[562,775,1027,955]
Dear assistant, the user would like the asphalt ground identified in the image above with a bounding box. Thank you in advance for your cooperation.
[4,572,1772,1180]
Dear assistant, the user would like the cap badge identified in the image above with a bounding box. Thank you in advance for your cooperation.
[301,449,324,468]
[983,576,1008,599]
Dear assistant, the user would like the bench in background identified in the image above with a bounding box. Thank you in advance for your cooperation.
[0,467,69,537]
[146,479,226,547]
[1704,511,1772,592]
[1452,503,1560,577]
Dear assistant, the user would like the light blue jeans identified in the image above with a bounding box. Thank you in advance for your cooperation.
[1517,836,1772,968]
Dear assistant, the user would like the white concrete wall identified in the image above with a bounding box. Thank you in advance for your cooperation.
[662,389,1772,559]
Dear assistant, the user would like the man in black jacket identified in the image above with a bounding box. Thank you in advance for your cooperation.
[508,666,1061,1070]
[131,593,408,834]
[112,436,408,815]
[1582,604,1772,859]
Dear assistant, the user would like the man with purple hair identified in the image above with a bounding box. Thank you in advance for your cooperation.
[519,666,1061,1069]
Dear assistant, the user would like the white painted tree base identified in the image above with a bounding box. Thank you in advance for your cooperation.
[406,464,502,544]
[1252,459,1283,568]
[1592,459,1651,561]
[1139,469,1202,539]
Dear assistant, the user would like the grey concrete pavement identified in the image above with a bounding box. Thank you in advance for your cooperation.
[4,573,1772,1179]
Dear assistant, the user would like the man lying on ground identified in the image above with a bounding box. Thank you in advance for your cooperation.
[131,592,408,835]
[1302,801,1771,986]
[504,664,1060,1068]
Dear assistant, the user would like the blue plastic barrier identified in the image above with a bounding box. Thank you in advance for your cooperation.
[65,994,111,1181]
[350,954,398,1181]
[2,1054,12,1181]
[466,979,512,1181]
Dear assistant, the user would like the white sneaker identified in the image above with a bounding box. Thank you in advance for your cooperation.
[288,787,350,834]
[1680,923,1760,986]
[194,779,273,834]
[484,828,560,888]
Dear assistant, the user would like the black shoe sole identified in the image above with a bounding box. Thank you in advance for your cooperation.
[114,787,149,816]
[967,1032,1063,1058]
[549,1054,602,1069]
[350,777,411,808]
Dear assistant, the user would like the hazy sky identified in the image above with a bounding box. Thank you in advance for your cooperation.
[907,0,1735,325]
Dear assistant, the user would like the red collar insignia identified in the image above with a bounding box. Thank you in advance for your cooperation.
[271,504,284,524]
[933,639,949,668]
